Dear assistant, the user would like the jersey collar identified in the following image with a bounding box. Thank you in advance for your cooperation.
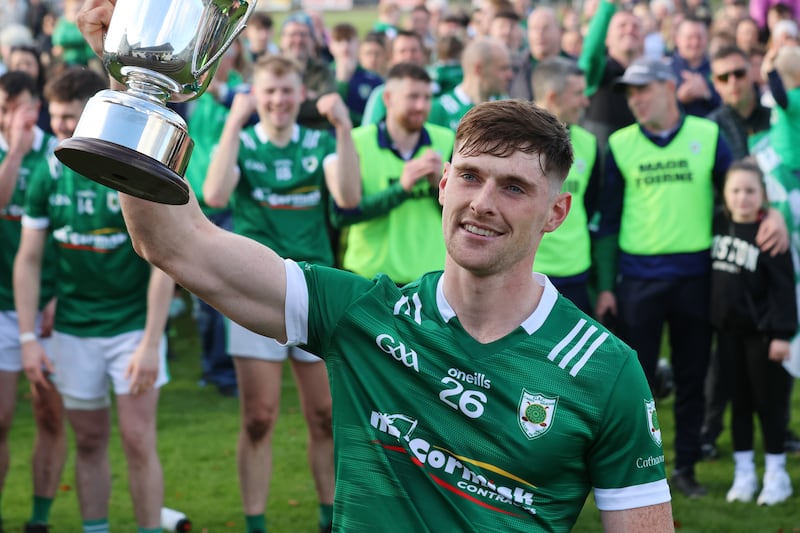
[377,120,433,161]
[254,122,300,145]
[435,273,559,335]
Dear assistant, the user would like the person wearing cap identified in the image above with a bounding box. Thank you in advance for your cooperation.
[592,56,789,499]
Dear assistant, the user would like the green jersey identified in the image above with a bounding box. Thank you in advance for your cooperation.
[284,261,671,532]
[429,85,474,132]
[24,159,151,337]
[233,123,337,266]
[0,129,58,311]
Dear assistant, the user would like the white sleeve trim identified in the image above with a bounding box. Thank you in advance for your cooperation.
[593,479,671,511]
[282,259,309,346]
[21,215,49,230]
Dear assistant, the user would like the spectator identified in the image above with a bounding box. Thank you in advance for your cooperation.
[373,0,401,40]
[429,37,512,131]
[244,11,278,61]
[330,23,383,127]
[711,160,796,506]
[204,55,361,533]
[671,17,722,116]
[51,0,95,67]
[508,6,566,100]
[595,57,729,498]
[359,31,389,77]
[531,57,600,316]
[428,34,464,95]
[279,12,336,130]
[361,30,429,125]
[735,17,761,55]
[578,0,644,156]
[333,63,454,285]
[6,45,51,134]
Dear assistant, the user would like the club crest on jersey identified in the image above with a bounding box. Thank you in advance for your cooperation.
[302,156,319,173]
[645,399,662,447]
[518,390,558,440]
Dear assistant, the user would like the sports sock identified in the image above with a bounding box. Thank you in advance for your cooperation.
[765,452,787,474]
[245,513,266,533]
[29,495,55,524]
[732,450,755,475]
[319,504,333,528]
[83,518,110,533]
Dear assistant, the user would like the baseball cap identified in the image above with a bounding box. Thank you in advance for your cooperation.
[614,57,677,89]
[282,11,316,40]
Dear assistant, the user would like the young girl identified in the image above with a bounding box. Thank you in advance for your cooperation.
[711,159,797,505]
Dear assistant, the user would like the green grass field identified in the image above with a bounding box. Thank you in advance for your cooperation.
[3,294,800,532]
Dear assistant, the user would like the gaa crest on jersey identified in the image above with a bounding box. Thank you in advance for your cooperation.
[645,399,662,447]
[106,192,120,213]
[518,390,558,440]
[302,156,319,174]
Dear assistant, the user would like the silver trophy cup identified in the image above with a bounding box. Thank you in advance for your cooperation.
[54,0,255,204]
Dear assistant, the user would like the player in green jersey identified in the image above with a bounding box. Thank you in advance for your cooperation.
[14,68,174,533]
[79,3,674,530]
[205,54,361,533]
[0,71,66,533]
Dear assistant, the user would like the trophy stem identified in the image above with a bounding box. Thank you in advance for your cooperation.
[120,66,183,105]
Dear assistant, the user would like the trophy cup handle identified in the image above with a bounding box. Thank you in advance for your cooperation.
[192,1,257,78]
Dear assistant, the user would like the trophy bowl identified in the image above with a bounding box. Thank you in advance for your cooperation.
[54,0,255,205]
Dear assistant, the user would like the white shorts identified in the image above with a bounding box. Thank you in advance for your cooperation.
[0,310,52,372]
[227,318,320,363]
[51,330,169,407]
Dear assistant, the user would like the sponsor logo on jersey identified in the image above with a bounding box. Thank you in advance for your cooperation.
[518,390,558,440]
[0,203,24,220]
[546,318,608,377]
[644,399,662,447]
[370,411,538,517]
[393,293,422,324]
[447,367,491,389]
[252,186,322,210]
[375,333,420,371]
[106,192,120,213]
[52,225,129,253]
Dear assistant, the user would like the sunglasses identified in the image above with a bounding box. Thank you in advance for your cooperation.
[715,68,747,82]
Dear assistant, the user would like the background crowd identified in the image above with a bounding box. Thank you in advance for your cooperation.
[2,0,800,530]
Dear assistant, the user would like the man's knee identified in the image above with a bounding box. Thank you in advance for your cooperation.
[243,408,278,443]
[306,404,333,440]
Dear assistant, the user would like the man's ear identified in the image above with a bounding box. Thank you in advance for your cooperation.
[438,161,450,206]
[543,192,571,233]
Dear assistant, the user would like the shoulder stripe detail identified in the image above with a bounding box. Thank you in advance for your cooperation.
[547,319,609,377]
[570,332,609,377]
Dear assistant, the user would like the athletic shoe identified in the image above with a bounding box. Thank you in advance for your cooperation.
[757,470,793,505]
[726,471,758,502]
[671,469,708,498]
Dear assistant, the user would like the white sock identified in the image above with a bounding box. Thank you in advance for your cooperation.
[733,450,756,475]
[765,453,787,475]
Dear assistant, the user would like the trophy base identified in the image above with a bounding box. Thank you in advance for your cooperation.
[55,138,190,205]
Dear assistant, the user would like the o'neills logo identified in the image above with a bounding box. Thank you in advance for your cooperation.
[370,411,537,517]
